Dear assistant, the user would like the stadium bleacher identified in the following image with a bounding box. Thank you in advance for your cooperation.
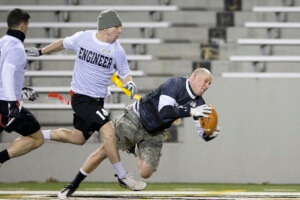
[228,1,300,73]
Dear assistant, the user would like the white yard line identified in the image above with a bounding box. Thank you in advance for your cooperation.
[0,191,300,196]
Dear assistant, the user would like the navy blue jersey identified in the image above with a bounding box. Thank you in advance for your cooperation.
[139,77,205,133]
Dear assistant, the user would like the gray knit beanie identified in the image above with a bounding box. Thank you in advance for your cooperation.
[97,10,122,30]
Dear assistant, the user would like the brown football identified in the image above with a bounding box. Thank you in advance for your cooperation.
[199,104,218,135]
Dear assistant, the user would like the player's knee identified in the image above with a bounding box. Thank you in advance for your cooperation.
[100,121,115,141]
[35,137,44,148]
[140,170,153,179]
[139,167,154,179]
[74,138,86,146]
[31,130,44,149]
[71,130,86,145]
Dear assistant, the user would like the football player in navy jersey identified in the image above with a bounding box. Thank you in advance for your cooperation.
[0,9,43,168]
[58,68,221,198]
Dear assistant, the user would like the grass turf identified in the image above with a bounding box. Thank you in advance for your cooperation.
[0,182,299,192]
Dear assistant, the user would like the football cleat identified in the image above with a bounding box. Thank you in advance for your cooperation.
[57,183,77,200]
[115,173,147,191]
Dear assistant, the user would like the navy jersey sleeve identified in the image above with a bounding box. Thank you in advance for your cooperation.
[159,78,190,121]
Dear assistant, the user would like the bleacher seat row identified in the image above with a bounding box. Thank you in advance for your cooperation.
[24,38,161,44]
[229,3,300,74]
[237,39,300,45]
[230,56,300,62]
[0,22,171,29]
[253,6,300,12]
[0,5,178,12]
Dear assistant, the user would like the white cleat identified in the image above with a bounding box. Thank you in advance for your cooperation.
[116,173,147,191]
[57,184,77,200]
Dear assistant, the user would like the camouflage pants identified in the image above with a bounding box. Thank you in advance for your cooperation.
[113,105,163,171]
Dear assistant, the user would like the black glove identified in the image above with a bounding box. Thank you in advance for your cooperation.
[25,47,43,57]
[8,101,20,119]
[202,126,221,142]
[22,87,39,101]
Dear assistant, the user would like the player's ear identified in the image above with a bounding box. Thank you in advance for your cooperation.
[192,73,199,82]
[19,22,28,33]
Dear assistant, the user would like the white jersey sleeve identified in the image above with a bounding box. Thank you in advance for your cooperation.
[63,31,84,51]
[114,42,130,80]
[2,63,17,101]
[158,94,177,112]
[2,47,26,101]
[193,119,205,137]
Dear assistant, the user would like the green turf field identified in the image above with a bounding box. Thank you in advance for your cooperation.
[0,182,299,192]
[1,182,300,200]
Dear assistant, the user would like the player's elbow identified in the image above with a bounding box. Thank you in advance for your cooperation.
[159,106,178,122]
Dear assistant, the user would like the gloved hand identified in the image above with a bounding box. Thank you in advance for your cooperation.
[22,87,39,101]
[123,81,137,99]
[8,101,20,119]
[25,47,43,57]
[190,104,212,118]
[202,126,221,142]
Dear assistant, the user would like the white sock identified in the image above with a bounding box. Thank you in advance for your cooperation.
[42,130,51,140]
[113,162,127,179]
[80,168,89,176]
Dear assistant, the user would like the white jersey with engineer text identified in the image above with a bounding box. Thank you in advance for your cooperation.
[63,30,131,98]
[0,35,27,101]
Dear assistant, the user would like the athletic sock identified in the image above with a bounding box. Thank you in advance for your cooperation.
[71,168,88,188]
[113,162,127,179]
[42,130,51,140]
[0,149,10,164]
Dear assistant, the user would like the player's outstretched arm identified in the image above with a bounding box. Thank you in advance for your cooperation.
[25,39,65,57]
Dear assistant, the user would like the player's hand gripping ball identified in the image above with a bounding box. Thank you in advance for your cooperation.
[199,104,218,135]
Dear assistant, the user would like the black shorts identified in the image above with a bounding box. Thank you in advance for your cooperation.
[71,93,110,140]
[0,100,41,136]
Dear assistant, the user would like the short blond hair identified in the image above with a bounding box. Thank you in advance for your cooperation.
[191,68,211,78]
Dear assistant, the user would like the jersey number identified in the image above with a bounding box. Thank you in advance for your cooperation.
[96,109,109,120]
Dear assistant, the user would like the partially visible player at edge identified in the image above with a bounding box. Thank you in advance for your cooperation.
[25,10,146,191]
[57,68,221,199]
[0,9,42,168]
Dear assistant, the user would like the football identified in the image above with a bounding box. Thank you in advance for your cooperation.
[199,104,218,135]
